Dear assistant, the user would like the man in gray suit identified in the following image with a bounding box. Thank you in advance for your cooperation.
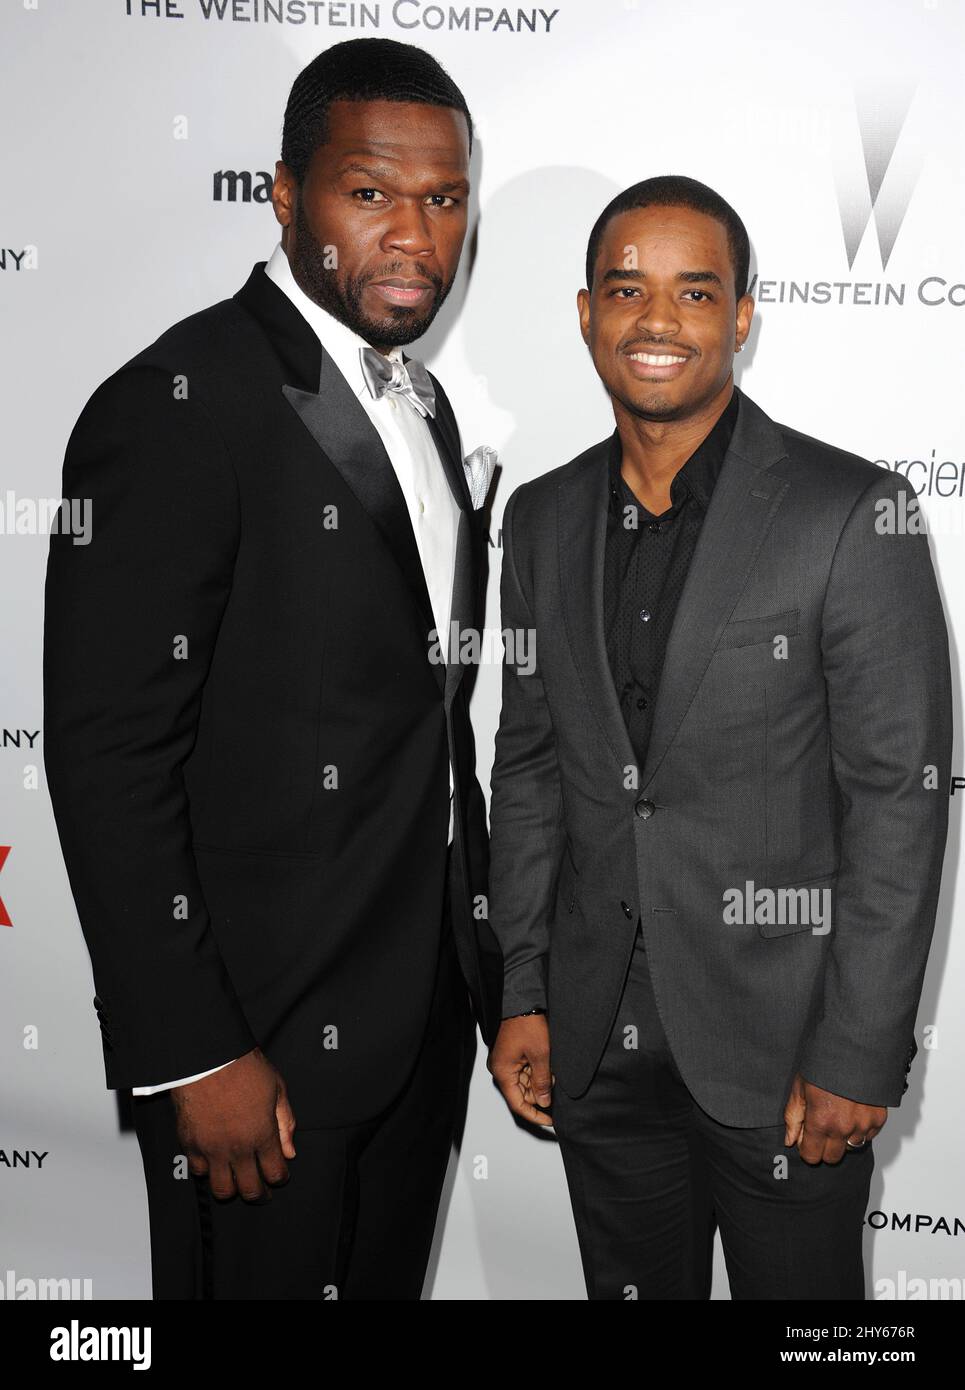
[488,175,952,1300]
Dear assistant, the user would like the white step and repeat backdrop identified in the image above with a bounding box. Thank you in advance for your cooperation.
[2,0,963,1301]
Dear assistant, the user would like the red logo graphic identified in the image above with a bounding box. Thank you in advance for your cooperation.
[0,846,11,927]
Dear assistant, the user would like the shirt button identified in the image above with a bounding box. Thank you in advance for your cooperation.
[418,499,425,514]
[388,397,397,409]
[639,609,651,623]
[648,521,660,532]
[636,697,647,710]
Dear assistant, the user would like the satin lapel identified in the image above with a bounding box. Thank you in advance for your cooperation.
[418,360,473,514]
[420,373,474,710]
[559,389,791,786]
[283,352,445,694]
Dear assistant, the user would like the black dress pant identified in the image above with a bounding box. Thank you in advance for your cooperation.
[552,929,874,1301]
[131,876,476,1300]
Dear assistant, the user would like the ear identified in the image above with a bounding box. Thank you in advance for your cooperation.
[735,291,755,350]
[272,160,296,230]
[577,286,591,346]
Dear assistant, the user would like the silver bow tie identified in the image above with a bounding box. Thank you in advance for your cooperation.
[359,347,436,418]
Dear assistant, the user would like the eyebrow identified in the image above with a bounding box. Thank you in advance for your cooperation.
[600,267,724,288]
[335,160,469,192]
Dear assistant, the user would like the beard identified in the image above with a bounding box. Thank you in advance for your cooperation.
[612,385,684,422]
[627,390,680,419]
[289,199,453,347]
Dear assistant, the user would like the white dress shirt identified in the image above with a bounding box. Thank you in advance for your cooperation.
[131,243,460,1097]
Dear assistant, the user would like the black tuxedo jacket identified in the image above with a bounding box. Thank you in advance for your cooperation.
[43,262,502,1127]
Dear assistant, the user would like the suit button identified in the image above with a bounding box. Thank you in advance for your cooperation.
[621,901,633,919]
[634,798,656,819]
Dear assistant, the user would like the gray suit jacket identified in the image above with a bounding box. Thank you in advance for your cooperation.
[489,386,952,1126]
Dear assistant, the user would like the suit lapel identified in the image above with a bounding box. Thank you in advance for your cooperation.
[638,393,790,789]
[234,262,446,693]
[559,444,637,775]
[415,356,473,514]
[559,387,791,786]
[281,357,441,664]
[419,368,473,710]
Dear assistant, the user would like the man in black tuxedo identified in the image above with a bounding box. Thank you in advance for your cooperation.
[43,38,501,1300]
[488,176,952,1299]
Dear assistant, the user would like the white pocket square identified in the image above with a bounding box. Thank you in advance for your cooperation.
[463,444,497,509]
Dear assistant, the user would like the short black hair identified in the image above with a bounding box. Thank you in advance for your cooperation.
[281,38,473,184]
[584,175,750,299]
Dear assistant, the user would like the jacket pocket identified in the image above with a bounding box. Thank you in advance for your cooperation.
[555,853,578,915]
[756,868,836,938]
[193,842,321,862]
[717,607,800,650]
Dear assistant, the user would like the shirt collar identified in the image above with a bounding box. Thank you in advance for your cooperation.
[608,386,740,517]
[263,241,403,400]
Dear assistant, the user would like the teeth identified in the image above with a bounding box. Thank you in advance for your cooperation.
[629,353,687,366]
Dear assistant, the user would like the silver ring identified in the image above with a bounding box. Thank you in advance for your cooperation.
[846,1138,867,1149]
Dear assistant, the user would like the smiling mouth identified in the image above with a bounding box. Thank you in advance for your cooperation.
[627,351,689,365]
[624,349,692,379]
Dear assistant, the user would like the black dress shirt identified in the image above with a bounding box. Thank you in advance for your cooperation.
[603,389,740,768]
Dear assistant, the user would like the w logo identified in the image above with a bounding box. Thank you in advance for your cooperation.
[834,87,923,272]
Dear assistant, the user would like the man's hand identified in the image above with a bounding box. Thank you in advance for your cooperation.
[489,1015,554,1126]
[171,1047,296,1201]
[784,1072,886,1164]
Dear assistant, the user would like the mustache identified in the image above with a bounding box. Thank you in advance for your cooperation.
[621,337,698,355]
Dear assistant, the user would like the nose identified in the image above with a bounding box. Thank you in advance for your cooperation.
[634,287,680,339]
[380,200,436,261]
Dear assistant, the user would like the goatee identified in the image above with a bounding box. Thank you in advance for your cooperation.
[290,201,452,347]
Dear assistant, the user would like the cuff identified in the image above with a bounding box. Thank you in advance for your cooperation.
[131,1058,238,1096]
[500,957,548,1019]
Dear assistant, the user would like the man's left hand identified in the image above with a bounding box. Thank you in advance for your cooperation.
[784,1073,887,1164]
